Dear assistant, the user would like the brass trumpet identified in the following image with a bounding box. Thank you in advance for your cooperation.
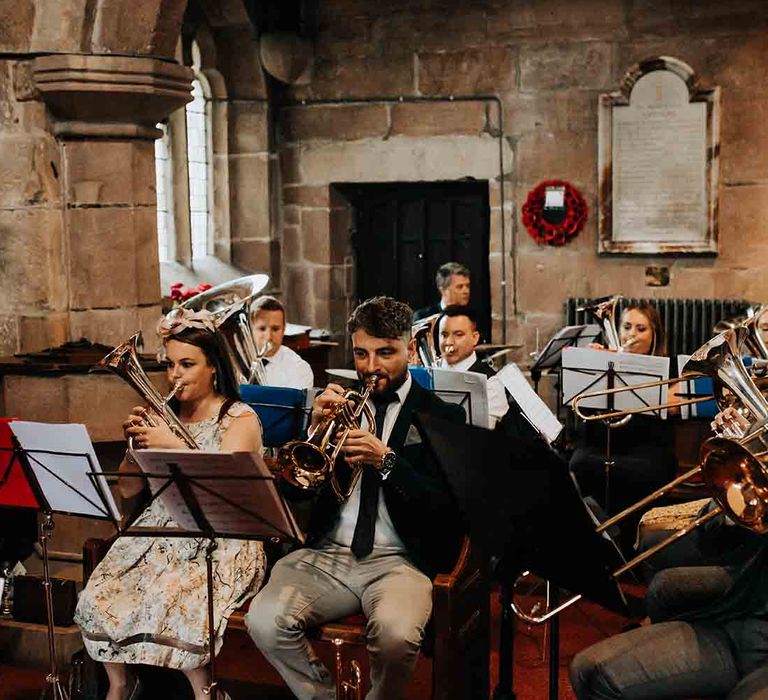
[277,375,379,501]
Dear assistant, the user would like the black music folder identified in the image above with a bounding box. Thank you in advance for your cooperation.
[417,412,628,615]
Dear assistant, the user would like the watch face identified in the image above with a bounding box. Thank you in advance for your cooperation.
[382,451,397,470]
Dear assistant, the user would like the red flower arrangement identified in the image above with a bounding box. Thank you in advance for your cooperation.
[521,180,588,247]
[169,282,213,305]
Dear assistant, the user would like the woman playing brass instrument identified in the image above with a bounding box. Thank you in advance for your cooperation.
[75,310,266,700]
[570,302,679,553]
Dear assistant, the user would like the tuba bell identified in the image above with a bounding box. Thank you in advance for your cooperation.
[577,294,622,350]
[95,332,199,449]
[277,374,379,501]
[411,313,442,367]
[742,306,768,361]
[174,274,271,385]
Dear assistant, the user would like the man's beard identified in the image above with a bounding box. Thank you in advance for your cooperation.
[360,365,408,399]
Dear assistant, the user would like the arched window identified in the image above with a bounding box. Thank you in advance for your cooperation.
[186,73,212,259]
[154,40,213,269]
[154,122,174,263]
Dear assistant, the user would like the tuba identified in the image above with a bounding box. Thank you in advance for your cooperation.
[176,274,271,385]
[411,313,442,367]
[742,306,768,361]
[277,375,378,501]
[95,332,199,449]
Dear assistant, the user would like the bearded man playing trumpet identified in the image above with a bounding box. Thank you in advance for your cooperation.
[246,295,465,700]
[74,310,266,700]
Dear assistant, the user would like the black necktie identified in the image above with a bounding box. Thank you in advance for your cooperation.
[350,398,392,559]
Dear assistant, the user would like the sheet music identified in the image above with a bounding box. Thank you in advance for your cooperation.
[130,449,303,542]
[496,364,563,444]
[9,422,120,520]
[532,324,602,370]
[431,368,490,428]
[562,347,670,419]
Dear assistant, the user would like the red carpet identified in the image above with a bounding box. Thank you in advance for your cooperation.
[0,588,636,699]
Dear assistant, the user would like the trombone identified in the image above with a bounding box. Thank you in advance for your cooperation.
[571,326,768,425]
[513,326,768,624]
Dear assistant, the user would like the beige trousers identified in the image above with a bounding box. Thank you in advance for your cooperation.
[245,543,433,700]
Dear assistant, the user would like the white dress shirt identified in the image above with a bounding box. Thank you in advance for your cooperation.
[262,345,314,390]
[439,351,508,428]
[326,373,412,552]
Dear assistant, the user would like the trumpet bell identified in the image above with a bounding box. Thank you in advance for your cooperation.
[279,440,332,491]
[701,437,768,533]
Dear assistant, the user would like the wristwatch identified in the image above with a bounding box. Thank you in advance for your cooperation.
[378,449,397,480]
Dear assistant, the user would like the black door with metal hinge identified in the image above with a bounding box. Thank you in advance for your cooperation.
[338,181,491,340]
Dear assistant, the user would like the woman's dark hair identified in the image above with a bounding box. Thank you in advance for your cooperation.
[622,302,667,356]
[165,326,240,421]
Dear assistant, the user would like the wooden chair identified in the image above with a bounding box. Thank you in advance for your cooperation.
[83,536,490,700]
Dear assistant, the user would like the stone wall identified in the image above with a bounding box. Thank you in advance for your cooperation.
[273,0,768,359]
[0,0,191,356]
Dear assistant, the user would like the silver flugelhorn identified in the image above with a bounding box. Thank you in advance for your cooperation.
[95,332,199,449]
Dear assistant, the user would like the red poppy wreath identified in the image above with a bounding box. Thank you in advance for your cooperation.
[521,180,588,247]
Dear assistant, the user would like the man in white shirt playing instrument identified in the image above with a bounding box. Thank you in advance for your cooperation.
[438,305,509,428]
[252,296,314,390]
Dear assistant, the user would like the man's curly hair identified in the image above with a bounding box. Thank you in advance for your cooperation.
[347,296,413,339]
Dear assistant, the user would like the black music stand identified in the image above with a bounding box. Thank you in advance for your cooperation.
[122,449,303,700]
[416,413,629,700]
[530,324,601,395]
[3,421,120,700]
[561,350,669,513]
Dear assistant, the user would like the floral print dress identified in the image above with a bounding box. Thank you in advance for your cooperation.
[74,402,266,670]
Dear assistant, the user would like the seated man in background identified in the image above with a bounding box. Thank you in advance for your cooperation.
[251,295,314,390]
[412,261,470,321]
[438,305,510,429]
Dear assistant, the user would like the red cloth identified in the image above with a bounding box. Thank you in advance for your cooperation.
[0,418,38,509]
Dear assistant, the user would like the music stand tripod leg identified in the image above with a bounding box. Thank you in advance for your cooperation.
[204,537,219,700]
[39,513,70,700]
[492,583,517,700]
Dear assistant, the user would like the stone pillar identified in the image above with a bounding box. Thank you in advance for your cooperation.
[25,54,192,353]
[227,98,279,285]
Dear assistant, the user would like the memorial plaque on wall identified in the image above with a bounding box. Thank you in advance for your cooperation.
[598,57,720,255]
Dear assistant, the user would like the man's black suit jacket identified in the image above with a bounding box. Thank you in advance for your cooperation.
[304,380,466,579]
[412,303,442,322]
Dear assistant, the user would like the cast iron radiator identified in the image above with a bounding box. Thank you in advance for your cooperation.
[565,297,752,357]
